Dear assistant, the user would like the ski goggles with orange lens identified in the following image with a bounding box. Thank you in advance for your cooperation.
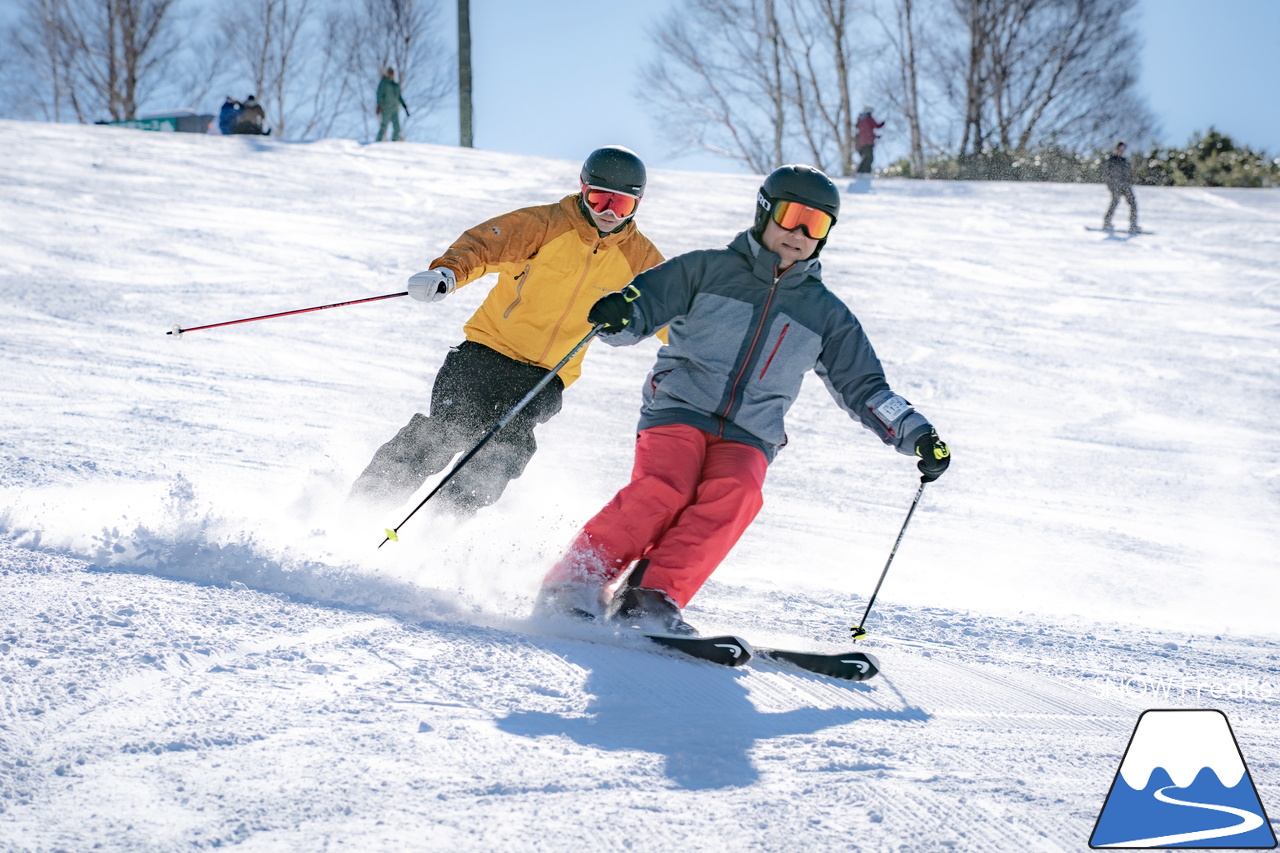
[582,182,640,218]
[770,199,835,240]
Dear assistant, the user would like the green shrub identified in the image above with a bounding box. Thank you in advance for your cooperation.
[882,129,1279,187]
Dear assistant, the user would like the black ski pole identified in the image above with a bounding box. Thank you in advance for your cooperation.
[168,291,408,336]
[851,478,927,642]
[379,325,605,548]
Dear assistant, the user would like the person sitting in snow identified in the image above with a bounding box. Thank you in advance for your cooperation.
[536,164,951,635]
[218,96,241,135]
[231,95,269,136]
[1101,140,1139,234]
[348,146,665,516]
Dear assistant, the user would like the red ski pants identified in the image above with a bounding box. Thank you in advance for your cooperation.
[544,423,768,608]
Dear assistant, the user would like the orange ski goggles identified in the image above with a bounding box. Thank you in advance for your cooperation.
[770,199,835,240]
[582,182,640,218]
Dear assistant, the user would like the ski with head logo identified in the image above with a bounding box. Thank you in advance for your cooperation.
[640,633,880,680]
[756,648,880,681]
[641,633,754,666]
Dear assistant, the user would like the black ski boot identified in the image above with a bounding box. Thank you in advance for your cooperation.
[614,587,699,636]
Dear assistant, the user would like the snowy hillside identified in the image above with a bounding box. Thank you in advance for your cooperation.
[1,119,1277,852]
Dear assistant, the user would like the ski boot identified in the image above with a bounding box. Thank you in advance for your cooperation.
[614,587,699,636]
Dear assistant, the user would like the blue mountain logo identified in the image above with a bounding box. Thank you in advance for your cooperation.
[1091,709,1276,848]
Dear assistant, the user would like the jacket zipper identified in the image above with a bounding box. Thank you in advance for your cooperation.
[536,240,598,364]
[503,264,531,318]
[722,270,780,424]
[758,323,790,379]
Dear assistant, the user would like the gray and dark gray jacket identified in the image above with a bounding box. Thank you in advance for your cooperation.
[600,230,933,462]
[1102,154,1133,191]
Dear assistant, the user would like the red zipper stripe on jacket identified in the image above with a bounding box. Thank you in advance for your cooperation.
[759,323,790,379]
[723,272,779,421]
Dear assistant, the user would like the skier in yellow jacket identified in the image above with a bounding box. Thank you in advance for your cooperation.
[349,146,664,515]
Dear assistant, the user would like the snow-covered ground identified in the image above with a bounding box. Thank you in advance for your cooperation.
[1,119,1277,852]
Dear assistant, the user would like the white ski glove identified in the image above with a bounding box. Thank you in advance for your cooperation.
[407,268,457,303]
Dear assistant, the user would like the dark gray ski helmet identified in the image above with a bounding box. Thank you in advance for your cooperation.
[753,164,840,255]
[580,146,647,197]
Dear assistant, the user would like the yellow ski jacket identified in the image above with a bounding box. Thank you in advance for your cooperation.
[430,194,664,386]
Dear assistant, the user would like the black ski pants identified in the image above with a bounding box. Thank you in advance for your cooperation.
[857,145,875,174]
[349,341,564,515]
[1104,186,1138,230]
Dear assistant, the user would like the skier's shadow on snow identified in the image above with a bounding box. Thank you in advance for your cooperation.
[497,640,928,790]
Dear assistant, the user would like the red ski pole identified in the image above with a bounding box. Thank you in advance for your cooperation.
[168,291,408,336]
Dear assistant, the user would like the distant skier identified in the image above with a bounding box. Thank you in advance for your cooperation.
[218,96,241,135]
[537,164,951,635]
[348,146,665,515]
[376,67,409,142]
[1101,140,1139,234]
[855,107,885,174]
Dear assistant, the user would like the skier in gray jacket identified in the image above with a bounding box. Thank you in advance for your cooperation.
[538,164,951,635]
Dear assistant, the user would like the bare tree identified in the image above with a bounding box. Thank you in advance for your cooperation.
[4,0,180,122]
[780,0,865,175]
[220,0,314,138]
[642,0,887,175]
[872,0,927,175]
[63,0,179,120]
[640,0,790,173]
[212,0,449,141]
[939,0,1155,156]
[345,0,452,142]
[5,0,80,121]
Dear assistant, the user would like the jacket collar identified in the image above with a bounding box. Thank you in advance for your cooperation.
[732,230,821,286]
[560,194,636,248]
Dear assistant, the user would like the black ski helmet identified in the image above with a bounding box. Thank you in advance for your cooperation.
[753,164,840,256]
[580,145,647,198]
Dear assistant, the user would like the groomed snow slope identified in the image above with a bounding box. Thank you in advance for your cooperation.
[0,120,1277,852]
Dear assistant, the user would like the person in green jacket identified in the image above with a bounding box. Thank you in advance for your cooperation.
[376,67,409,142]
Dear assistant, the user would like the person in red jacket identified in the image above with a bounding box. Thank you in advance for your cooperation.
[855,107,885,174]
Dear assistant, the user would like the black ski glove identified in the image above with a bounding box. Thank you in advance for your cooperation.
[915,428,950,483]
[588,285,640,331]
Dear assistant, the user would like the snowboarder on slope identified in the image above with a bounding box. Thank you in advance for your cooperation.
[536,164,951,635]
[349,146,665,516]
[1101,140,1140,234]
